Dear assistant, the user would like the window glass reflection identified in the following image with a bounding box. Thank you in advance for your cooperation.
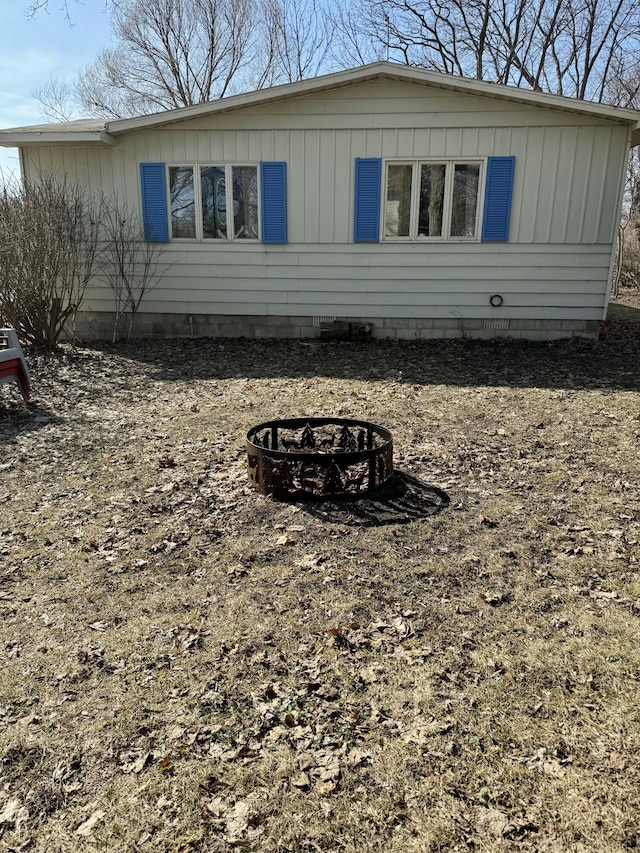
[169,166,195,238]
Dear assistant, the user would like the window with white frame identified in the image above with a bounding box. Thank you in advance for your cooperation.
[168,164,259,241]
[383,160,482,241]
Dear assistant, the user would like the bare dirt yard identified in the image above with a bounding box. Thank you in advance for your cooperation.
[1,297,640,852]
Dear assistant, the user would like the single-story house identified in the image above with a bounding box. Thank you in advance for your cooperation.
[2,61,640,341]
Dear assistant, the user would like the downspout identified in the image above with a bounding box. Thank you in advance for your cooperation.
[18,147,27,183]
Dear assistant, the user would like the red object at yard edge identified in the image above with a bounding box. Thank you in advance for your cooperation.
[0,328,31,401]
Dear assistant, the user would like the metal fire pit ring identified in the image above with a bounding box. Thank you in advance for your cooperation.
[247,417,394,500]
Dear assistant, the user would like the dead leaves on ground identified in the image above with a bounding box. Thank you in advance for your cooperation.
[2,337,640,851]
[107,614,416,835]
[75,809,105,837]
[206,796,264,845]
[326,615,416,652]
[203,746,372,844]
[0,799,28,829]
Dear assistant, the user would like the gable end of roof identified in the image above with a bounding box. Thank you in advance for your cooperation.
[1,62,639,147]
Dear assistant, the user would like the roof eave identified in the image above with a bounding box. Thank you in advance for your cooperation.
[0,131,114,147]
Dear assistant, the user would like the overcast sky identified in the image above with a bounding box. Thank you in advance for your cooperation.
[0,0,108,177]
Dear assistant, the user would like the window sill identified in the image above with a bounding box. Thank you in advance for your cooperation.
[168,238,261,244]
[381,237,481,244]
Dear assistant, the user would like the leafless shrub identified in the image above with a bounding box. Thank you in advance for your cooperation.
[99,196,169,342]
[613,218,640,296]
[0,174,101,349]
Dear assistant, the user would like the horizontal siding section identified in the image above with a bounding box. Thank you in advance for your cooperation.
[83,243,612,322]
[90,287,605,308]
[169,264,608,283]
[156,243,610,262]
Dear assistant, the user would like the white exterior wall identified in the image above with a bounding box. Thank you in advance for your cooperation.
[21,79,631,329]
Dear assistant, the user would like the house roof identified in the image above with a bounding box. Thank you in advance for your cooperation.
[0,117,114,145]
[2,61,640,147]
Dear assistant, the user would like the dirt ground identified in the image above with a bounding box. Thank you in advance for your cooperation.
[1,295,640,852]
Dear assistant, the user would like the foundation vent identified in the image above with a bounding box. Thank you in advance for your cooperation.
[484,318,510,330]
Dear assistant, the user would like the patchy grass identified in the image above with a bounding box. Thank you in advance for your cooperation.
[1,316,640,851]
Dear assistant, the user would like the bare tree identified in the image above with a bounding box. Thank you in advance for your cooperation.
[99,196,169,341]
[34,0,339,122]
[328,0,387,68]
[612,145,640,295]
[333,0,640,105]
[600,56,640,109]
[33,77,77,122]
[30,0,640,117]
[73,0,275,118]
[0,175,101,348]
[25,0,79,22]
[266,0,333,83]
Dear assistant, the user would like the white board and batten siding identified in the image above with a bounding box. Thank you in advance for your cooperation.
[22,78,632,326]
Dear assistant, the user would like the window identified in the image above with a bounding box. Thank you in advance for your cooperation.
[169,166,196,238]
[168,163,259,241]
[382,160,481,241]
[140,160,286,244]
[354,156,513,244]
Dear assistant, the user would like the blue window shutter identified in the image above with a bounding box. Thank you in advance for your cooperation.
[354,158,381,242]
[261,162,287,244]
[482,156,515,242]
[140,163,169,242]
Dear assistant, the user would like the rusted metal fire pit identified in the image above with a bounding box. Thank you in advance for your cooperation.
[247,417,393,500]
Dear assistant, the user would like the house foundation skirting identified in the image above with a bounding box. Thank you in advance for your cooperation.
[71,312,601,342]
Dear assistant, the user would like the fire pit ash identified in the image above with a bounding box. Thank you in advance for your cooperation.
[246,417,393,500]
